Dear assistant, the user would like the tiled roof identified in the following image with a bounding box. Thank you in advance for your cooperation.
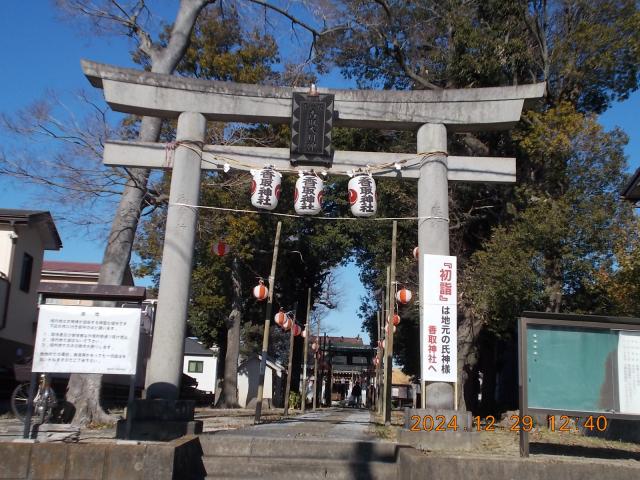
[184,337,215,356]
[42,261,101,274]
[0,209,62,250]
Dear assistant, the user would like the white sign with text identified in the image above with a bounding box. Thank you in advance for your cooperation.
[618,331,640,415]
[33,305,141,375]
[422,254,457,383]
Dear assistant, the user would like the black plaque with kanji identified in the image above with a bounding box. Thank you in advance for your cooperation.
[290,92,334,167]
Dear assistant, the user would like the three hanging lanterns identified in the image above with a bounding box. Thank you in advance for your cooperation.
[248,167,377,217]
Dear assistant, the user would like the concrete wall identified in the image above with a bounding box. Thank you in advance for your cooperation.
[0,435,205,480]
[183,354,217,392]
[0,225,44,366]
[398,448,640,480]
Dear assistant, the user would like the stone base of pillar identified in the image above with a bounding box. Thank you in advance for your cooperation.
[400,408,478,451]
[116,399,202,441]
[424,382,454,409]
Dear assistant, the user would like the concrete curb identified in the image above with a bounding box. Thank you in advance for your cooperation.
[0,435,205,480]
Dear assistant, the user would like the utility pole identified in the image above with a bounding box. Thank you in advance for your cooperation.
[385,222,397,425]
[283,302,298,417]
[254,221,282,424]
[301,288,311,414]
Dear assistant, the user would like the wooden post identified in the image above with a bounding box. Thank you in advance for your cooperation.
[301,288,311,414]
[254,221,282,424]
[283,303,298,417]
[385,222,397,425]
[312,320,320,410]
[381,266,390,419]
[375,309,381,413]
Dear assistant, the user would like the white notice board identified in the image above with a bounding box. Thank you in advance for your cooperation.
[422,254,457,383]
[618,331,640,414]
[33,305,141,375]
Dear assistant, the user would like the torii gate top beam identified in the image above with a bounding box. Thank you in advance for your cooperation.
[82,60,545,132]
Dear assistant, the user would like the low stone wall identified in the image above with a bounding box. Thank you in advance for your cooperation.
[398,448,640,480]
[0,435,205,480]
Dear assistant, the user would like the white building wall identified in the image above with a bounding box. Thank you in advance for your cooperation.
[238,358,274,408]
[0,228,14,276]
[183,354,217,392]
[2,225,44,347]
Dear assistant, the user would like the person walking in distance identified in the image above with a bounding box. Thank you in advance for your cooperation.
[352,382,362,408]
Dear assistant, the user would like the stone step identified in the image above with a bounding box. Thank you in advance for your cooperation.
[203,456,398,479]
[199,434,399,462]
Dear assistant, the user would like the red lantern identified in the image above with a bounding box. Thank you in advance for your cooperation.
[212,240,230,257]
[292,323,302,336]
[413,246,419,260]
[282,315,293,331]
[385,322,397,335]
[396,288,412,304]
[253,280,268,301]
[373,357,380,366]
[392,313,401,326]
[311,341,319,352]
[274,308,286,326]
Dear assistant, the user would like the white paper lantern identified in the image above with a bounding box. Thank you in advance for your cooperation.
[396,288,412,305]
[348,174,377,217]
[253,280,268,301]
[294,174,323,215]
[250,167,282,211]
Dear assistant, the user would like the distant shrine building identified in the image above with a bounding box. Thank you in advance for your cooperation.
[312,335,375,405]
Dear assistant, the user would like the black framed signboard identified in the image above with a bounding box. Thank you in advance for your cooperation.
[518,311,640,457]
[290,92,334,167]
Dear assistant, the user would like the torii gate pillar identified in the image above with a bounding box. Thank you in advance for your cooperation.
[417,123,453,409]
[145,112,206,399]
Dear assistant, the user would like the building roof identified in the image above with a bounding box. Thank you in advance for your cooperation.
[312,335,368,349]
[0,209,62,250]
[184,337,215,357]
[621,167,640,202]
[392,369,413,386]
[240,353,284,372]
[42,261,101,274]
[41,260,135,286]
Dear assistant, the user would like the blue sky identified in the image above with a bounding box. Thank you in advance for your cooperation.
[0,2,638,343]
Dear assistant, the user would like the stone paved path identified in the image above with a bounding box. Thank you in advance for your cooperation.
[219,408,380,442]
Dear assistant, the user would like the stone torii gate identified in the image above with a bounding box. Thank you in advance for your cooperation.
[82,60,544,408]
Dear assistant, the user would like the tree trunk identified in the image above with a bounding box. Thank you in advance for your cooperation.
[65,0,212,425]
[456,305,482,413]
[218,257,242,408]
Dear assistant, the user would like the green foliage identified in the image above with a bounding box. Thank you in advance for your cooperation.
[464,104,638,336]
[288,390,301,410]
